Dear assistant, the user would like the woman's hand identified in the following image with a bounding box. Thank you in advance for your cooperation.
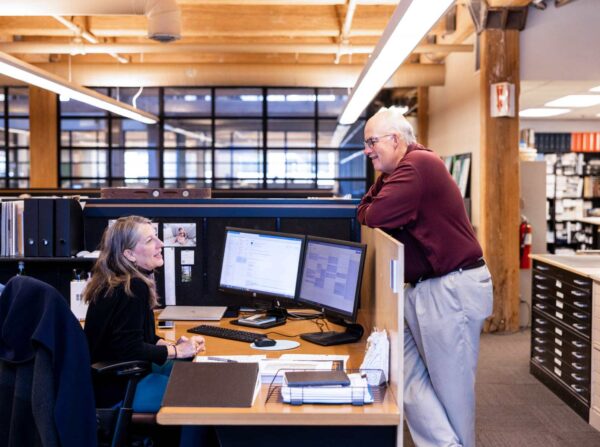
[173,335,206,359]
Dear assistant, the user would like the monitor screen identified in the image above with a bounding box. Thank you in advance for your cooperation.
[219,227,304,301]
[297,236,366,321]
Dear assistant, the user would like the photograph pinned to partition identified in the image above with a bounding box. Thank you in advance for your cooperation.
[163,223,197,247]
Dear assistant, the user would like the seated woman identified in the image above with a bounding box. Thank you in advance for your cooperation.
[83,215,205,411]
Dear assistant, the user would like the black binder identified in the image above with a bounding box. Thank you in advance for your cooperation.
[23,199,39,257]
[38,199,54,257]
[162,362,260,408]
[55,198,84,257]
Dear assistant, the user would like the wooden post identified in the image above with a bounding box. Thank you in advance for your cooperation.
[29,86,58,188]
[417,86,429,148]
[480,29,521,332]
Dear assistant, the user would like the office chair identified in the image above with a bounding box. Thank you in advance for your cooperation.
[0,275,151,447]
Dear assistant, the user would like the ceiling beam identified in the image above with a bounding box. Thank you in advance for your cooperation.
[0,42,472,55]
[12,62,444,88]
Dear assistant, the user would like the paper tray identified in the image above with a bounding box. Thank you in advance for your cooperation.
[265,369,387,406]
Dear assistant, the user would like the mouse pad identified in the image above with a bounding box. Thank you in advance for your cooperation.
[250,340,300,351]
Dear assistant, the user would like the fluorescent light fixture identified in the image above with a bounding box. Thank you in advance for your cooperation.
[545,95,600,108]
[0,51,158,124]
[590,86,600,92]
[519,108,570,118]
[339,0,454,125]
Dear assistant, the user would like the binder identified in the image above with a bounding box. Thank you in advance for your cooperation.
[38,199,54,257]
[162,361,260,408]
[55,198,84,257]
[23,199,39,257]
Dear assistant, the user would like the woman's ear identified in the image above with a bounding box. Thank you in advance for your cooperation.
[123,249,136,264]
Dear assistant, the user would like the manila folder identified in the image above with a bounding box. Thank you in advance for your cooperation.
[162,362,260,408]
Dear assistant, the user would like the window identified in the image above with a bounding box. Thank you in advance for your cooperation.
[59,87,367,196]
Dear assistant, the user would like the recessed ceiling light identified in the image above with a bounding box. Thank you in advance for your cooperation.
[545,95,600,108]
[519,108,570,118]
[590,86,600,92]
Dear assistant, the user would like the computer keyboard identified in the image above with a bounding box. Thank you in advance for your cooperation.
[187,324,267,343]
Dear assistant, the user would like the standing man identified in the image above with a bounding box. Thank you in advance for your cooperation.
[358,107,492,447]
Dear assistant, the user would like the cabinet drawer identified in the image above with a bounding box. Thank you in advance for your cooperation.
[533,261,592,294]
[533,301,591,337]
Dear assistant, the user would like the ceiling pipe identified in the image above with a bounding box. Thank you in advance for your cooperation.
[0,0,181,42]
[335,0,358,64]
[0,42,472,55]
[52,16,129,64]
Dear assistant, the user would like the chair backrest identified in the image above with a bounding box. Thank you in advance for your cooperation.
[0,275,98,447]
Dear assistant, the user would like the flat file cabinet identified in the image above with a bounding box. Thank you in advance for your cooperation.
[530,259,592,420]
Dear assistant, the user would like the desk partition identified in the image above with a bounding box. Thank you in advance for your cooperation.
[83,198,360,307]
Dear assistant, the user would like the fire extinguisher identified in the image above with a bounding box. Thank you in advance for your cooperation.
[520,218,532,269]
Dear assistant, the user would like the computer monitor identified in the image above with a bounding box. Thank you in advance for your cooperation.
[218,227,305,327]
[296,236,366,346]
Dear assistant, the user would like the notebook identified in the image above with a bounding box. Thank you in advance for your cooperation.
[162,362,260,408]
[157,305,227,321]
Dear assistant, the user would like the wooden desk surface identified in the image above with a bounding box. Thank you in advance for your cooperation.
[156,316,400,426]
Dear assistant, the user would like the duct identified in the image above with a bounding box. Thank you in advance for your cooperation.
[0,0,181,42]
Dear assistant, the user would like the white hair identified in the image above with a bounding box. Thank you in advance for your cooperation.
[374,106,417,145]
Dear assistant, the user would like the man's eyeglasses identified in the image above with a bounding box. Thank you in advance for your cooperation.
[364,134,395,149]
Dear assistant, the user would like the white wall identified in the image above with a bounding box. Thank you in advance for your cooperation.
[428,34,481,232]
[521,120,600,133]
[521,0,600,81]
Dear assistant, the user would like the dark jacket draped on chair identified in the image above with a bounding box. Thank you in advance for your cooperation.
[0,275,97,447]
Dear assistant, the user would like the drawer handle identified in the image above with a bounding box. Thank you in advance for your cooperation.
[534,356,545,363]
[573,301,588,309]
[571,362,585,371]
[534,337,547,344]
[571,373,586,382]
[573,352,586,360]
[572,341,586,348]
[534,346,546,354]
[571,290,587,297]
[535,303,548,310]
[573,323,587,331]
[535,294,549,300]
[537,265,550,271]
[573,279,590,287]
[571,384,584,393]
[536,284,549,291]
[573,312,587,320]
[534,274,547,280]
[534,328,548,335]
[535,318,548,326]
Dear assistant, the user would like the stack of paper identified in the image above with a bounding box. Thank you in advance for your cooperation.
[281,373,374,405]
[260,359,334,385]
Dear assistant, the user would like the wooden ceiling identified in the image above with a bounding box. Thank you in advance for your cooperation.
[0,1,533,87]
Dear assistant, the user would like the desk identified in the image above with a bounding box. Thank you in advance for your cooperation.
[156,317,400,427]
[156,227,404,446]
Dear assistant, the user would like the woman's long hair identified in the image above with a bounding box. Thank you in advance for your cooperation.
[83,215,159,308]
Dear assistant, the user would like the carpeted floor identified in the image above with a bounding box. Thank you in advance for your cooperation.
[403,330,600,446]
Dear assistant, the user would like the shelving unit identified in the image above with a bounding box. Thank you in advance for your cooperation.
[535,132,600,254]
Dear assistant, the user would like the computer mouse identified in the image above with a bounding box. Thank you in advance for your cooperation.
[254,338,276,347]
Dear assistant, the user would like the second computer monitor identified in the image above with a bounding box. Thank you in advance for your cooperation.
[219,227,304,302]
[297,236,366,322]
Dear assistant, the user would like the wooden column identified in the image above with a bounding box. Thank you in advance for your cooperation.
[480,29,520,332]
[29,86,58,188]
[417,86,429,147]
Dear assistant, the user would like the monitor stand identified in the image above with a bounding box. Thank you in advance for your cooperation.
[300,320,364,346]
